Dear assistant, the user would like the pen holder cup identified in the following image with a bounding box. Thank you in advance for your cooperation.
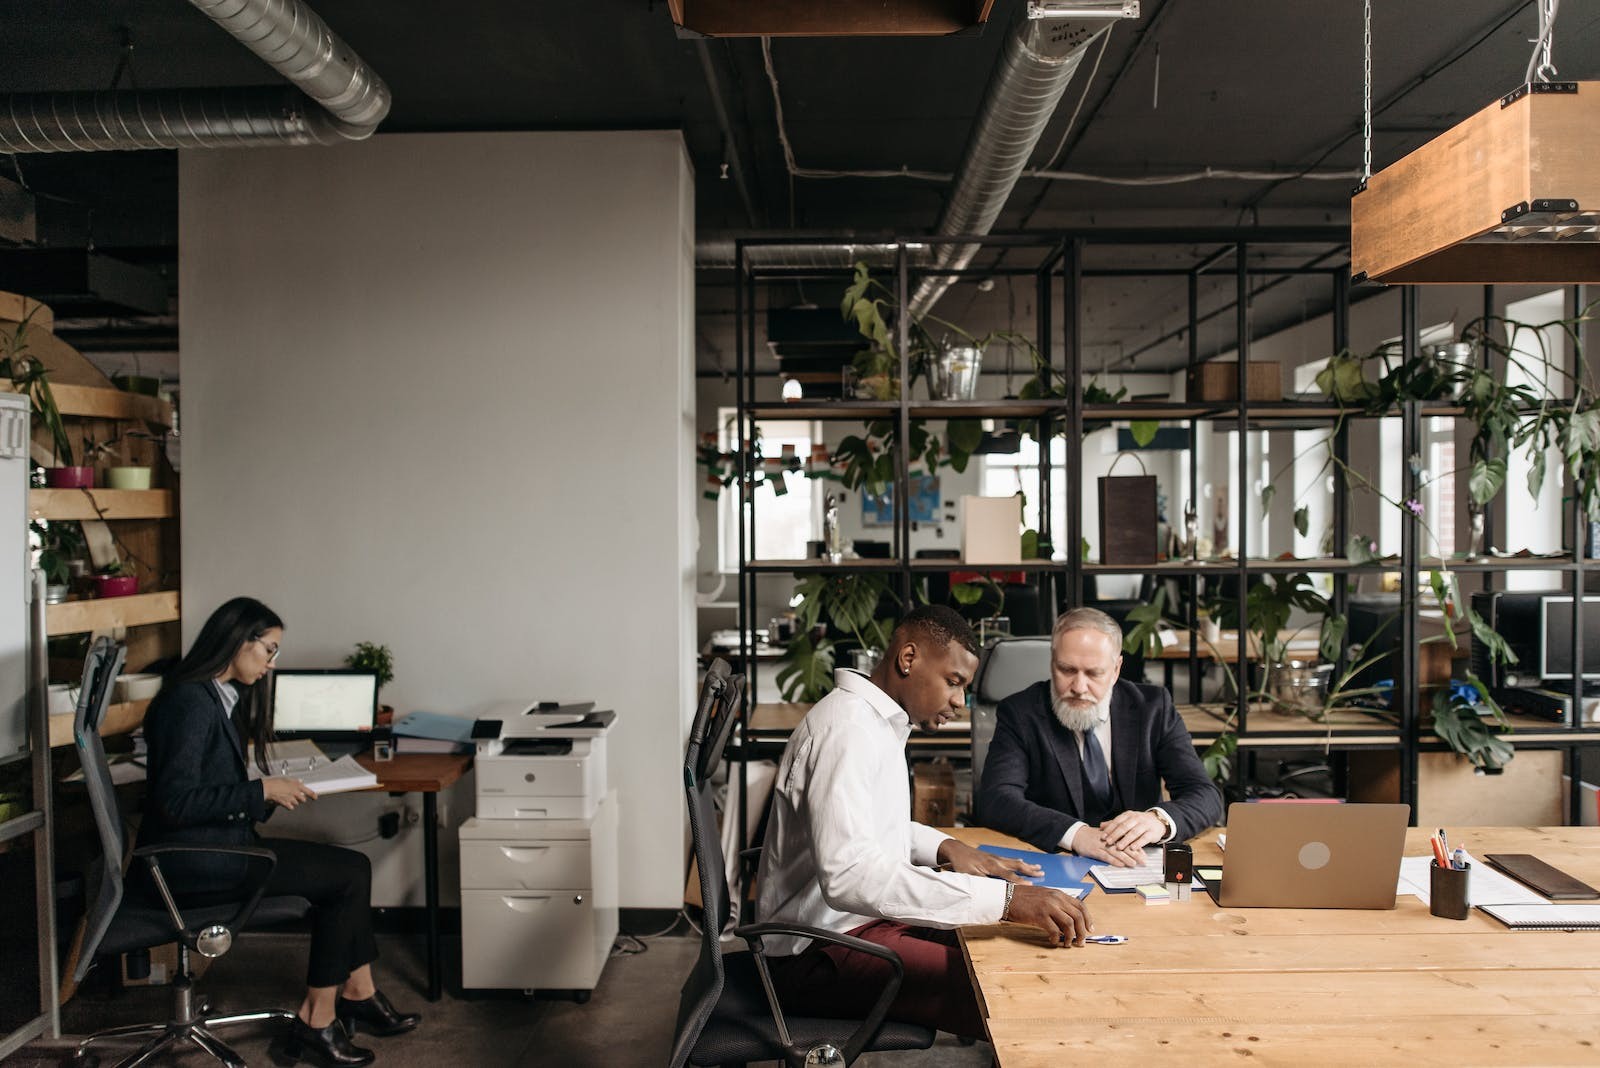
[1429,861,1471,920]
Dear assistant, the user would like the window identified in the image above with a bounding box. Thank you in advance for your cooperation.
[1502,290,1567,590]
[717,411,819,572]
[980,433,1065,550]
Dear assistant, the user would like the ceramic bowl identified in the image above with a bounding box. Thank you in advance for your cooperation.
[106,466,153,490]
[114,673,162,703]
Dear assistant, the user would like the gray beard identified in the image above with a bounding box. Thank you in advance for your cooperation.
[1052,689,1112,733]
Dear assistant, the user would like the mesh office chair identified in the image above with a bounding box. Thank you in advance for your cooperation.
[968,637,1053,821]
[70,637,310,1068]
[669,660,936,1068]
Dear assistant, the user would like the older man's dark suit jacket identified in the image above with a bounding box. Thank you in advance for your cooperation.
[976,678,1222,853]
[135,679,270,894]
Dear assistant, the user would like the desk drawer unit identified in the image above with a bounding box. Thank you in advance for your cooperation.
[459,791,618,994]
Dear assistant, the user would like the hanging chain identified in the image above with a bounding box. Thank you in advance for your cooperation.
[1525,0,1560,84]
[1361,0,1373,182]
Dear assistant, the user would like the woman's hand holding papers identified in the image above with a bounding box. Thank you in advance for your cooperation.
[262,776,317,810]
[936,838,1044,882]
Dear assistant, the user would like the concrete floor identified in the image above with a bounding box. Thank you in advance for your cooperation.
[5,927,995,1067]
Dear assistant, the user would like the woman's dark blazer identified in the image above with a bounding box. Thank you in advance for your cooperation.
[136,679,270,894]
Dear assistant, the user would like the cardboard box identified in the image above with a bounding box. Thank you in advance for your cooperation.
[1347,749,1564,826]
[1186,361,1282,402]
[961,496,1022,565]
[912,761,956,827]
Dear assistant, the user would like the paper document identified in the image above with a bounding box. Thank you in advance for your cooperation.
[1089,845,1201,891]
[1396,852,1546,907]
[295,754,379,796]
[251,751,378,796]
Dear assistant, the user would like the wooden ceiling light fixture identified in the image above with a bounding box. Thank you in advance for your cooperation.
[666,1,997,38]
[1350,1,1600,284]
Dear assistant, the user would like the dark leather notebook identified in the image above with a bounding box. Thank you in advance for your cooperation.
[1484,853,1600,900]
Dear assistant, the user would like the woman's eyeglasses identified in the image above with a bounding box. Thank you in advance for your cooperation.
[254,637,281,664]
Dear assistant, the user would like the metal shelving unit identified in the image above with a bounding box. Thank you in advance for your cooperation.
[727,230,1599,827]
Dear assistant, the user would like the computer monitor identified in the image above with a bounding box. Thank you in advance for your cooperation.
[271,668,378,742]
[1469,590,1551,689]
[1540,595,1600,682]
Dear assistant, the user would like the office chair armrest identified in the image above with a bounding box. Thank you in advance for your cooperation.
[734,921,907,1067]
[131,844,279,954]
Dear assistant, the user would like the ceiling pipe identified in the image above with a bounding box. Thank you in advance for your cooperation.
[908,1,1138,317]
[0,0,389,153]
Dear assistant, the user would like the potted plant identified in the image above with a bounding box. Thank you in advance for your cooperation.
[33,519,85,603]
[0,315,90,487]
[776,572,897,703]
[93,561,138,598]
[345,641,397,722]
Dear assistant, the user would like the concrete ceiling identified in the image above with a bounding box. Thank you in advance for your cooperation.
[1,0,1595,374]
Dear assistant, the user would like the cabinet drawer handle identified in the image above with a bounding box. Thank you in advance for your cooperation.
[501,896,552,912]
[499,846,550,861]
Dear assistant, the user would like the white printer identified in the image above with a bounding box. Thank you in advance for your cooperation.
[462,700,619,995]
[473,701,614,820]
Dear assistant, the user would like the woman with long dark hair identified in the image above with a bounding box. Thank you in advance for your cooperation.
[137,596,419,1067]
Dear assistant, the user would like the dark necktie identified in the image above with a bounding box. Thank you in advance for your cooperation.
[1080,727,1112,820]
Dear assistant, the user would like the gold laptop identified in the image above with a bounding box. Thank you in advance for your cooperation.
[1217,802,1409,909]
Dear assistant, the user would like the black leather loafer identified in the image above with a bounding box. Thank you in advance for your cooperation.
[336,989,422,1038]
[270,1017,375,1067]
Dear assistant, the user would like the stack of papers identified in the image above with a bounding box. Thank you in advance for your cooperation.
[1090,845,1202,891]
[1396,851,1546,907]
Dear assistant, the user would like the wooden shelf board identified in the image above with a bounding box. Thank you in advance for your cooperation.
[29,488,174,521]
[47,590,180,636]
[2,380,172,427]
[48,699,150,748]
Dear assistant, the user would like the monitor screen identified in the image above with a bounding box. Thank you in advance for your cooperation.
[271,669,378,739]
[1539,596,1600,681]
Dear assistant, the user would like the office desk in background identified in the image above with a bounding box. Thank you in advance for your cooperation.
[353,751,471,1003]
[950,825,1600,1067]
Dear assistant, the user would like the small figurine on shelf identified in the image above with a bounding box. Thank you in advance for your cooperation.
[1466,501,1488,562]
[822,493,844,563]
[1182,498,1201,564]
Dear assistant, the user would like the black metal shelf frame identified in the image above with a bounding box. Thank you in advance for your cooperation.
[730,231,1597,829]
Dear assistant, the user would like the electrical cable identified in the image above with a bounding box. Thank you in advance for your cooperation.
[1035,28,1113,174]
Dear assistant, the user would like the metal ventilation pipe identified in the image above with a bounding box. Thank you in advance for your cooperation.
[908,1,1138,317]
[0,0,389,153]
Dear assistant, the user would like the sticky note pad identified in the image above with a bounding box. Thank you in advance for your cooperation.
[1136,883,1170,905]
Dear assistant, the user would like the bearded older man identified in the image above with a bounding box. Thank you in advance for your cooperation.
[976,607,1222,865]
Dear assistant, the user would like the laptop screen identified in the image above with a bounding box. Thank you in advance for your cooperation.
[271,669,378,740]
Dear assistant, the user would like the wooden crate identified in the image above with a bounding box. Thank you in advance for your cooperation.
[1186,361,1281,402]
[912,761,956,827]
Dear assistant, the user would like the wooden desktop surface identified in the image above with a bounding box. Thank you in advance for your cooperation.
[948,825,1600,1066]
[353,752,471,793]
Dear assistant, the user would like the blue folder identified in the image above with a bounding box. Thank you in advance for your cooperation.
[977,845,1098,897]
[391,710,475,743]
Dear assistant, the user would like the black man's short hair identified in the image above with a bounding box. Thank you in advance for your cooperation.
[894,604,979,658]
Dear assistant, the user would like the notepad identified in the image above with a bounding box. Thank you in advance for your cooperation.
[1479,903,1600,930]
[1090,847,1202,891]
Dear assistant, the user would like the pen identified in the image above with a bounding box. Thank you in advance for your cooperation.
[1430,836,1448,868]
[1438,828,1450,856]
[1084,934,1128,944]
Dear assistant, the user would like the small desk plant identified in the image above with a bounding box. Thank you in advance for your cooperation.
[345,641,396,723]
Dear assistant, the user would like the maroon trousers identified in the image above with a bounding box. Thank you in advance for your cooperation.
[768,919,986,1039]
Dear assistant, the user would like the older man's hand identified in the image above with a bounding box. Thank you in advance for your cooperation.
[1100,809,1167,853]
[1071,823,1145,867]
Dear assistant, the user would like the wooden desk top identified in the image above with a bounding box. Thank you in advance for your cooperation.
[354,752,471,793]
[949,825,1600,1066]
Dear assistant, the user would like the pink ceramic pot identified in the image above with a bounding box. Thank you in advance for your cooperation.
[94,576,139,598]
[45,466,95,488]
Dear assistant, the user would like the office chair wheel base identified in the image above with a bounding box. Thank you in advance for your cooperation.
[68,1054,99,1068]
[572,990,591,1004]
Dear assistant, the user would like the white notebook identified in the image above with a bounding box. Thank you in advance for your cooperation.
[1479,903,1600,930]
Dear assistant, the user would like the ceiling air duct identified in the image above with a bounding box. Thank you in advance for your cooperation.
[0,0,389,153]
[908,0,1139,317]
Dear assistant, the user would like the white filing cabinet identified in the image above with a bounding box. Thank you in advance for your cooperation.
[459,790,618,993]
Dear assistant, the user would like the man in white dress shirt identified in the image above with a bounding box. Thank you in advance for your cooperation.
[757,606,1093,1038]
